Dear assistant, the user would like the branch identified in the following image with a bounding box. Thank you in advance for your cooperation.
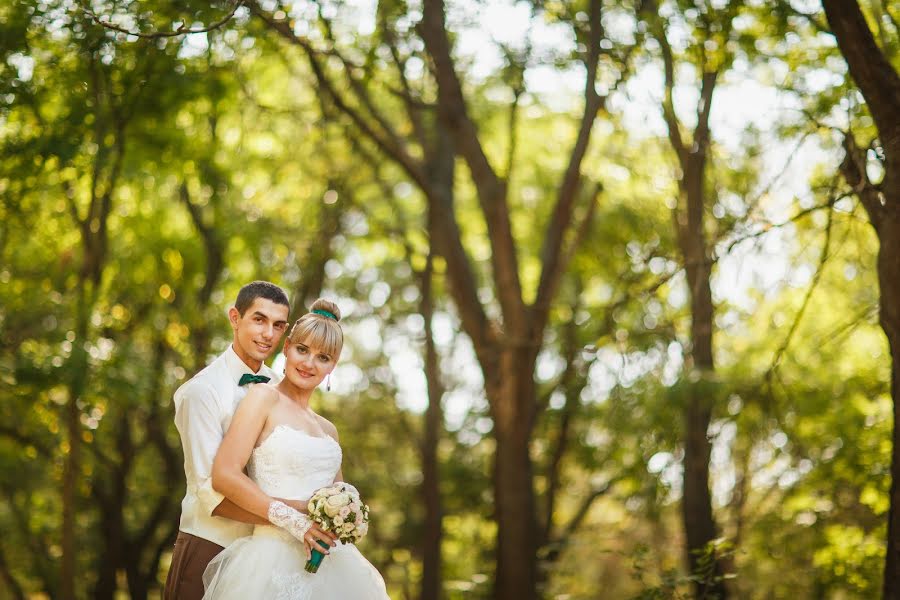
[1,487,55,594]
[317,8,414,168]
[250,4,429,189]
[651,8,688,169]
[545,476,618,551]
[840,132,885,229]
[713,195,843,260]
[532,0,607,332]
[81,1,245,39]
[381,14,429,152]
[497,30,532,181]
[419,0,525,331]
[504,83,524,182]
[0,544,26,600]
[778,2,829,34]
[533,177,602,336]
[425,140,499,357]
[179,181,224,304]
[532,0,636,336]
[765,201,836,379]
[883,0,900,38]
[346,125,495,354]
[711,130,815,249]
[541,307,584,545]
[694,70,718,155]
[822,0,900,159]
[0,425,52,457]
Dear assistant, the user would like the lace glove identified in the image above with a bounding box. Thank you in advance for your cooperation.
[267,500,312,542]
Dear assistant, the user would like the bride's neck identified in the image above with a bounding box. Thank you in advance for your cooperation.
[275,380,314,409]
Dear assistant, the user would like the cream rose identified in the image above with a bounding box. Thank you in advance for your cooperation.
[324,492,351,517]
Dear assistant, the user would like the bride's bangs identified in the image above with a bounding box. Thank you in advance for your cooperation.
[288,318,343,358]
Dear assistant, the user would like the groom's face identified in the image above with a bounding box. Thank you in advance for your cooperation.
[229,297,290,370]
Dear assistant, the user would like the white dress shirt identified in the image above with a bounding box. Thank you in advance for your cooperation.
[173,344,280,548]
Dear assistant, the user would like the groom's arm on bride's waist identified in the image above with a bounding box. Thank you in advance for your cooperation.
[210,496,308,522]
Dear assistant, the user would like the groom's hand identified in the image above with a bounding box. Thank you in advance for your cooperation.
[280,498,309,513]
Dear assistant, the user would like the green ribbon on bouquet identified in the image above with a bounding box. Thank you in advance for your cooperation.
[305,540,330,573]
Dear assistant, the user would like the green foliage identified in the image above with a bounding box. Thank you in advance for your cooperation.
[1,0,896,598]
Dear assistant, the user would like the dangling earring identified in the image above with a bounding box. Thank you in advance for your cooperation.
[326,373,331,392]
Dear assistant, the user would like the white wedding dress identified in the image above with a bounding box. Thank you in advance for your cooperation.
[202,425,390,599]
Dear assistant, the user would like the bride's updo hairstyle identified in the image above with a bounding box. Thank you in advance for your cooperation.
[286,298,343,359]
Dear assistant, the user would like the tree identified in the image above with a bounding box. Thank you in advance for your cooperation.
[641,1,748,594]
[820,2,900,596]
[244,1,636,595]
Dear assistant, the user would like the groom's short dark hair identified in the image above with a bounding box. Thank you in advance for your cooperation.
[235,281,290,315]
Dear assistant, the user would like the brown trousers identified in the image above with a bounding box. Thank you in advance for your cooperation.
[164,531,225,600]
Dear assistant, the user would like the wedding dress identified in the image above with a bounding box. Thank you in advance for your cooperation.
[202,425,390,599]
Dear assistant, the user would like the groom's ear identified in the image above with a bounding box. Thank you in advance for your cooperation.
[227,306,241,330]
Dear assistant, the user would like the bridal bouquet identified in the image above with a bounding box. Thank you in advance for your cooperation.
[305,482,370,573]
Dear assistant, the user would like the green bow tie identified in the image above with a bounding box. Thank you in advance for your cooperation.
[238,373,270,386]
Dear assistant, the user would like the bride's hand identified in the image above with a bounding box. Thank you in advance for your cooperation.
[303,523,338,560]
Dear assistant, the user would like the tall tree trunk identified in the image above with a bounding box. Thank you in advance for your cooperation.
[58,62,123,597]
[680,258,720,595]
[417,132,454,600]
[61,275,97,600]
[679,162,727,599]
[92,485,125,600]
[877,225,900,600]
[488,349,539,600]
[820,2,900,597]
[648,7,729,588]
[419,250,445,600]
[0,547,26,600]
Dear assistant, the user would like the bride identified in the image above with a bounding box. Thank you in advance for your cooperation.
[202,299,390,599]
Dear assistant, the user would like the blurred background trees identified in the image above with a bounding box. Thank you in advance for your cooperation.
[1,0,897,598]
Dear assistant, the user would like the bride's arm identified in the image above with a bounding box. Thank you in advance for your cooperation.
[212,385,336,557]
[211,385,282,519]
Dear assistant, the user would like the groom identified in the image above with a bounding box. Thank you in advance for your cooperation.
[164,281,292,599]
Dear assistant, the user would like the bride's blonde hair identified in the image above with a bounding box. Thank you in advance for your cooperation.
[286,298,343,359]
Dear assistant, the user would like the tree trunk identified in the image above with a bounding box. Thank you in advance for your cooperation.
[878,223,900,600]
[419,251,445,600]
[0,546,27,600]
[489,348,539,600]
[680,195,726,598]
[93,494,124,600]
[417,135,453,600]
[820,2,900,596]
[61,283,94,600]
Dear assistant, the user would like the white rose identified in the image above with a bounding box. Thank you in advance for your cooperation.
[324,492,350,517]
[340,522,356,535]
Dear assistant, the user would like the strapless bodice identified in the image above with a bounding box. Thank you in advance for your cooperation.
[248,425,342,501]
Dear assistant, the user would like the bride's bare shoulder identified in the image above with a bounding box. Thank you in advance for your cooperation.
[315,414,340,442]
[241,382,281,408]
